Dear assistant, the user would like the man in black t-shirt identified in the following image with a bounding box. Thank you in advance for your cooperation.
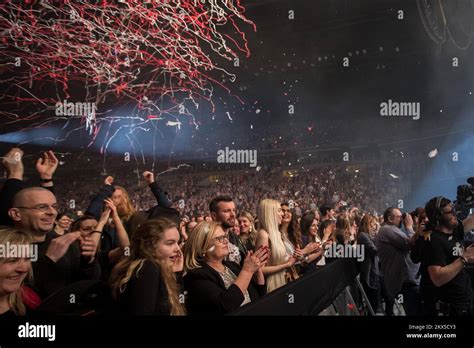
[421,196,474,315]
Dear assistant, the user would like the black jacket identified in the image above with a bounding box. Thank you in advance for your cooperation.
[31,233,101,299]
[116,259,182,316]
[184,261,266,315]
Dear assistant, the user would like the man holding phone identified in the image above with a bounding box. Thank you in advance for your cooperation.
[421,197,474,315]
[376,207,421,315]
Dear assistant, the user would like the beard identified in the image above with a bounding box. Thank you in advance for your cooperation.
[221,220,234,229]
[440,215,458,230]
[117,204,127,218]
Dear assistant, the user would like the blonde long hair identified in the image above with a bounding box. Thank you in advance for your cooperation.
[109,219,185,315]
[257,199,287,292]
[183,221,222,272]
[238,211,257,246]
[115,186,136,222]
[0,227,33,315]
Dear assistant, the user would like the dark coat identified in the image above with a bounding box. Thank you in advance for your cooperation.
[184,261,266,315]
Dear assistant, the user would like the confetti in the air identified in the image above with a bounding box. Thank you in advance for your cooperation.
[428,148,438,158]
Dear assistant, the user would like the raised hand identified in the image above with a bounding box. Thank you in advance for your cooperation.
[2,148,24,180]
[242,246,269,273]
[104,198,118,218]
[104,176,114,186]
[403,213,414,229]
[142,171,155,184]
[80,235,99,263]
[45,232,82,263]
[36,150,58,179]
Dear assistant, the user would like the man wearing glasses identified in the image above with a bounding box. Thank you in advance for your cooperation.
[421,197,474,315]
[376,207,421,315]
[1,148,100,299]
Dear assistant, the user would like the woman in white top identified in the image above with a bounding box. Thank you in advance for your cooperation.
[255,199,297,292]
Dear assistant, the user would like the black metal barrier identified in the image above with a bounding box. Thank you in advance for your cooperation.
[232,258,359,315]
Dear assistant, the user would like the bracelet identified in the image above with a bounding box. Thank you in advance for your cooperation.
[40,178,53,183]
[91,230,103,234]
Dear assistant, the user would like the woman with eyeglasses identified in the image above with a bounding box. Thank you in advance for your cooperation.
[183,221,268,315]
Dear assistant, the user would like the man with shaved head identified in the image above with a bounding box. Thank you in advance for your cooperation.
[1,148,101,298]
[10,187,58,237]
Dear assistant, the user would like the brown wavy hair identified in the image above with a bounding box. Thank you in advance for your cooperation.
[115,186,137,222]
[109,218,185,315]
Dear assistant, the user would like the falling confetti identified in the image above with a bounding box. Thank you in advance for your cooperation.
[389,173,399,179]
[0,0,255,159]
[166,121,182,130]
[428,148,438,158]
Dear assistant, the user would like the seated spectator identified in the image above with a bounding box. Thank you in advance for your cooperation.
[183,221,268,314]
[109,218,185,315]
[0,227,34,317]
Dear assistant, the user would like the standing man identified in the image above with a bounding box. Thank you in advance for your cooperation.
[421,197,474,315]
[376,207,421,315]
[209,195,242,264]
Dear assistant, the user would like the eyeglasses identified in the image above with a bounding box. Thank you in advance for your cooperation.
[212,233,229,243]
[16,204,59,213]
[442,207,456,216]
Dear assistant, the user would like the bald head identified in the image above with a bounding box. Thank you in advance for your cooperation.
[9,187,58,237]
[12,187,55,208]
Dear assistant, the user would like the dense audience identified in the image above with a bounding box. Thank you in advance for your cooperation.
[1,146,474,317]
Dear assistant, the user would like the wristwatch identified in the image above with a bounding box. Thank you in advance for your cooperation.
[303,254,309,262]
[460,256,468,265]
